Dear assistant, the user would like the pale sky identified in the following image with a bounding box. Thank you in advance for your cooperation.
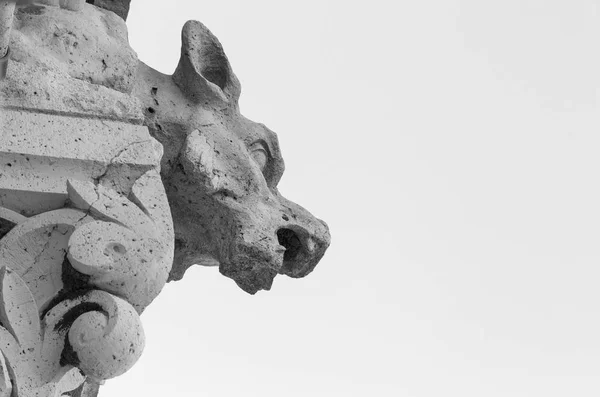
[102,1,600,396]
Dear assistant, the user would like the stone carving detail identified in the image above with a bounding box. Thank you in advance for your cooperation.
[0,1,330,396]
[0,169,172,395]
[136,20,331,293]
[0,108,172,394]
[0,268,143,396]
[86,0,130,21]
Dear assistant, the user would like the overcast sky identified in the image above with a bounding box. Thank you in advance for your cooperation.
[102,1,600,396]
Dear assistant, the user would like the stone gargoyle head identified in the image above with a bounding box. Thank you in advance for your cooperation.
[134,21,331,294]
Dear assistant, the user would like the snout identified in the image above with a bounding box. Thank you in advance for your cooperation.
[219,195,330,294]
[276,207,330,279]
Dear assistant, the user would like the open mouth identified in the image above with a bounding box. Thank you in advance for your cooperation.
[218,222,329,293]
[277,228,303,262]
[276,227,312,277]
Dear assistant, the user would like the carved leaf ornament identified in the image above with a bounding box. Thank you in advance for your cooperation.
[0,170,174,396]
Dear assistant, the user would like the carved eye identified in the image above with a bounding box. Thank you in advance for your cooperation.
[250,142,269,172]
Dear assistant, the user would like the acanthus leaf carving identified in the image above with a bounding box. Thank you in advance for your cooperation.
[0,265,144,396]
[0,352,12,397]
[0,265,85,397]
[41,289,144,383]
[0,209,92,314]
[0,168,172,395]
[0,266,40,353]
[66,172,173,313]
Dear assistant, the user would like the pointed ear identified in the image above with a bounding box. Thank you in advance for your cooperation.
[172,20,241,105]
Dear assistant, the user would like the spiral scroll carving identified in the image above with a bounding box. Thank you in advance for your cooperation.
[0,169,173,396]
[45,290,145,382]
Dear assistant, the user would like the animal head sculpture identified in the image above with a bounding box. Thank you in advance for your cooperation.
[134,21,331,293]
[2,1,330,295]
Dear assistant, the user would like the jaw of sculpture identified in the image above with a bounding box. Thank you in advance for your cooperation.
[135,20,331,294]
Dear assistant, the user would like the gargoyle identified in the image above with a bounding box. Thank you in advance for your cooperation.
[0,1,330,395]
[134,20,331,293]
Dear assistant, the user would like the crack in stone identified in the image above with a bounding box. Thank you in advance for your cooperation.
[30,225,59,270]
[93,139,149,185]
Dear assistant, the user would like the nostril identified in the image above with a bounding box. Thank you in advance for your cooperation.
[277,228,302,262]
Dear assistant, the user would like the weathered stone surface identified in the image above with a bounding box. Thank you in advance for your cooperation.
[136,20,331,293]
[1,60,144,122]
[0,265,89,396]
[0,159,172,395]
[5,3,330,295]
[0,1,15,58]
[0,351,11,397]
[67,174,174,312]
[0,2,330,396]
[10,3,137,93]
[59,0,85,11]
[71,379,101,397]
[90,0,130,21]
[0,269,145,396]
[0,209,80,312]
[38,0,60,6]
[0,109,161,216]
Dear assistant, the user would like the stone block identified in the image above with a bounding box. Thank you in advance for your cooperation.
[10,3,137,93]
[0,109,162,216]
[1,60,144,123]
